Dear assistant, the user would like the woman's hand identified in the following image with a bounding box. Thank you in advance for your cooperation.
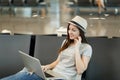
[41,65,50,72]
[74,36,82,48]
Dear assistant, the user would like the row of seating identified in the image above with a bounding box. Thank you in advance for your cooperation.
[106,0,120,7]
[67,0,120,15]
[0,35,31,78]
[0,0,46,7]
[85,37,120,80]
[67,0,120,7]
[0,0,48,16]
[0,35,120,80]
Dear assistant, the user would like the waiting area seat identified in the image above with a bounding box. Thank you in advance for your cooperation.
[66,0,120,15]
[0,35,31,78]
[0,0,12,14]
[11,0,25,6]
[34,35,66,65]
[0,35,120,80]
[66,0,91,7]
[85,37,120,80]
[0,0,48,16]
[25,0,46,7]
[106,0,120,7]
[24,0,47,15]
[0,0,11,6]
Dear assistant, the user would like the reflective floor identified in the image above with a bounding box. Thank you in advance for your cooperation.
[0,0,120,38]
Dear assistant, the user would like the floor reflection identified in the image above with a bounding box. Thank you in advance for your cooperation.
[0,0,120,38]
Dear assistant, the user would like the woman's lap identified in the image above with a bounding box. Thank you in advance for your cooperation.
[1,68,43,80]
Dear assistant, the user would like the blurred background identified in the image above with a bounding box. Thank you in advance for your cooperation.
[0,0,120,38]
[0,0,120,79]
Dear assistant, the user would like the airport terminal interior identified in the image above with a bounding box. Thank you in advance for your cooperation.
[0,0,120,38]
[0,0,120,80]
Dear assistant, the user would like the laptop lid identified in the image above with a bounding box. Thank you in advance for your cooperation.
[19,50,65,80]
[19,50,47,79]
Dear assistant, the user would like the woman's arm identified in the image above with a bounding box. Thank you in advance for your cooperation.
[74,37,92,74]
[42,40,66,72]
[42,55,60,71]
[75,48,91,74]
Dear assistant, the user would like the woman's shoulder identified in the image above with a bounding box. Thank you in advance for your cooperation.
[81,43,92,57]
[81,43,92,50]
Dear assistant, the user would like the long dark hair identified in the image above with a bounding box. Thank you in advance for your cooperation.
[58,24,88,53]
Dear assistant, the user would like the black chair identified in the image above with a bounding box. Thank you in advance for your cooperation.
[25,0,39,7]
[34,35,87,80]
[0,33,11,35]
[81,70,86,80]
[106,0,120,15]
[24,0,39,15]
[66,0,91,15]
[34,35,66,65]
[77,0,91,7]
[107,0,120,7]
[0,35,31,78]
[9,0,26,15]
[0,0,12,14]
[0,0,11,6]
[108,37,120,80]
[38,0,47,8]
[85,37,118,80]
[11,0,25,6]
[25,0,47,7]
[25,0,47,15]
[67,0,91,7]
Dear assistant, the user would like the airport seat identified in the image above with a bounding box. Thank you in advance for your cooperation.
[85,37,120,80]
[0,0,11,6]
[106,0,120,7]
[106,0,120,15]
[34,35,87,80]
[0,35,31,78]
[34,35,66,65]
[24,0,47,16]
[33,36,120,80]
[25,0,39,7]
[11,0,25,6]
[67,0,91,7]
[0,0,12,14]
[66,0,92,15]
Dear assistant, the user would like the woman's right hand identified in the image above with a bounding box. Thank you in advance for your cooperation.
[41,65,50,72]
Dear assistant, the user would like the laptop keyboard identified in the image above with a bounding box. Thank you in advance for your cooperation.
[44,72,54,77]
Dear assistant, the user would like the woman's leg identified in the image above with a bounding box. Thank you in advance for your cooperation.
[1,68,43,80]
[96,0,102,14]
[1,72,43,80]
[100,0,107,11]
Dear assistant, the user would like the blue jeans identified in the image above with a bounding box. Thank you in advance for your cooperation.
[1,68,43,80]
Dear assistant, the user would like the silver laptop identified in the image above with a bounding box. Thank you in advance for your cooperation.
[19,50,65,80]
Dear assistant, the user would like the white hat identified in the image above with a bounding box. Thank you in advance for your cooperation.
[68,16,87,32]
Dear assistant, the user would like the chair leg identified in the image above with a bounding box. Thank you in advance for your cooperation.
[0,8,2,15]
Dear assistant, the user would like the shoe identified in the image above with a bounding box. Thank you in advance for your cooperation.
[104,7,107,11]
[98,13,102,17]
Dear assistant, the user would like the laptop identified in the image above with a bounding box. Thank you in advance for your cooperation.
[19,50,65,80]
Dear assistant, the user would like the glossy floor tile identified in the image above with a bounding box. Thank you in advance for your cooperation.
[0,0,120,38]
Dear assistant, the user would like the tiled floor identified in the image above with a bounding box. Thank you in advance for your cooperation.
[0,0,120,38]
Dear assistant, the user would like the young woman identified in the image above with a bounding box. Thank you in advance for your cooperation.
[95,0,107,15]
[1,16,92,80]
[42,16,92,80]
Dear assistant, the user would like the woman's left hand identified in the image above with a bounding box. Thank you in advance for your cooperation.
[41,65,50,72]
[74,36,82,48]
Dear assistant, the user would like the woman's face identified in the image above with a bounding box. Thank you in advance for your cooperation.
[68,24,80,40]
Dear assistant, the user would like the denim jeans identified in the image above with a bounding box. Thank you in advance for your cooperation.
[1,68,43,80]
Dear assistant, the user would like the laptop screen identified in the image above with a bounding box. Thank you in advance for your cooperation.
[19,50,64,80]
[19,50,46,79]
